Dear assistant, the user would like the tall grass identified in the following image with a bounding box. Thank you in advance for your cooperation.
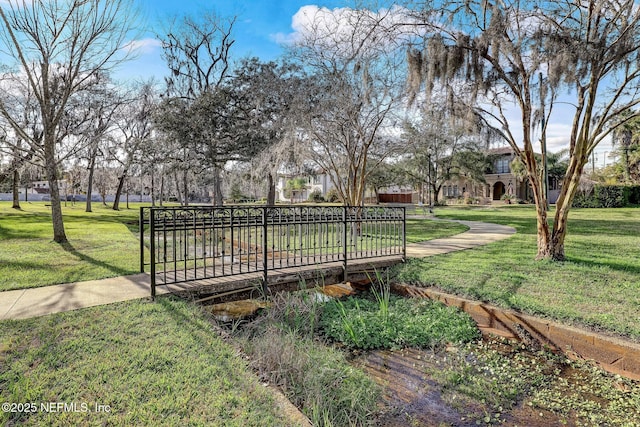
[229,291,380,427]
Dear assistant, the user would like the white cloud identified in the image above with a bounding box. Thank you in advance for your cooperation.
[122,38,162,55]
[544,123,572,151]
[274,5,420,55]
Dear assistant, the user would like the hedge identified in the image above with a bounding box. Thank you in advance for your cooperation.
[572,185,640,208]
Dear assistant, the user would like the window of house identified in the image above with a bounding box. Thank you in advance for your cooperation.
[495,157,510,174]
[453,185,458,197]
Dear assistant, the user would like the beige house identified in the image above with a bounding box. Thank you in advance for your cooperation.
[440,146,530,203]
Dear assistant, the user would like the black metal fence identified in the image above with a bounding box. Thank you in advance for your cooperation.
[140,205,405,298]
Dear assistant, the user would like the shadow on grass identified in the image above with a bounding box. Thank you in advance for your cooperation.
[59,241,133,276]
[565,256,640,276]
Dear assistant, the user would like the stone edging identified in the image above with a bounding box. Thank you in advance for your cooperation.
[391,284,640,381]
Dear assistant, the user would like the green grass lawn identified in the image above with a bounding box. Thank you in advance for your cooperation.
[405,216,468,243]
[396,205,640,341]
[0,202,142,291]
[0,297,299,426]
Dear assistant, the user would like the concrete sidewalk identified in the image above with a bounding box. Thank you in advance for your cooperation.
[1,219,515,321]
[406,218,516,257]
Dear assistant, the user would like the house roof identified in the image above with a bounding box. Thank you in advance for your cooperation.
[487,146,517,155]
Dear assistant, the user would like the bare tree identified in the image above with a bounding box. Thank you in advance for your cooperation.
[290,7,405,207]
[406,0,640,260]
[0,79,44,209]
[0,0,137,242]
[109,81,157,210]
[63,75,124,212]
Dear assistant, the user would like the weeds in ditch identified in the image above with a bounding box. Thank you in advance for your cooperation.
[320,294,479,350]
[228,291,380,427]
[529,359,640,426]
[369,272,391,322]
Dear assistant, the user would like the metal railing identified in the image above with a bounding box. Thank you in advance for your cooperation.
[140,205,405,298]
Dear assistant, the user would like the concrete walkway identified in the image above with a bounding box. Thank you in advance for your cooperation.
[1,219,515,321]
[405,217,516,257]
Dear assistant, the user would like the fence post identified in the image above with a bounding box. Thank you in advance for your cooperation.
[342,206,348,282]
[402,207,407,262]
[139,207,145,273]
[262,207,269,297]
[150,208,156,300]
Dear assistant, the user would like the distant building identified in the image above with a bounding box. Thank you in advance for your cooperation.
[30,180,68,195]
[440,146,532,203]
[275,170,335,203]
[376,185,418,204]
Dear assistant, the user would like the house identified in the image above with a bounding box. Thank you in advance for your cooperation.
[30,180,69,195]
[275,170,335,203]
[439,146,531,203]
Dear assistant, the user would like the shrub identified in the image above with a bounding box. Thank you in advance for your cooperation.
[325,188,341,203]
[308,189,324,202]
[629,185,640,205]
[572,184,640,208]
[595,185,626,207]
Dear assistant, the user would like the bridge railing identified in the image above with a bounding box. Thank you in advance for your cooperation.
[140,205,405,298]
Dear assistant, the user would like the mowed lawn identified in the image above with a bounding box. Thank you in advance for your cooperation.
[0,297,299,426]
[397,205,640,341]
[0,202,142,291]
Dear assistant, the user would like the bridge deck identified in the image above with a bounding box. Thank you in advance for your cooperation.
[154,255,403,300]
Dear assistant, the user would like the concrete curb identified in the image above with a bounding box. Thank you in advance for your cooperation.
[392,284,640,381]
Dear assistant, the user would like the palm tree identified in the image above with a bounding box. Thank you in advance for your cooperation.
[611,112,640,184]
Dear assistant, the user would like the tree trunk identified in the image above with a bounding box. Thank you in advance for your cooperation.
[44,140,67,243]
[266,172,276,206]
[623,147,631,183]
[159,171,164,207]
[173,171,184,206]
[431,183,440,204]
[182,169,189,206]
[150,169,156,207]
[113,168,127,210]
[85,155,96,212]
[212,167,223,206]
[12,169,20,209]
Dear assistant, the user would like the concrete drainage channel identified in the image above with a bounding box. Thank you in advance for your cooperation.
[201,281,640,425]
[391,283,640,381]
[204,281,640,382]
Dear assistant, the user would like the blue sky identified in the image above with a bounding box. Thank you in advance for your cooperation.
[115,1,615,162]
[116,0,343,81]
